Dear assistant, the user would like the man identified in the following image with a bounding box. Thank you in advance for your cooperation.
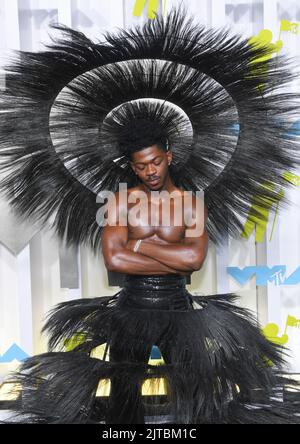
[101,140,209,423]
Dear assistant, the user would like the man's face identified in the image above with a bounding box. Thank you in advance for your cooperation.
[130,144,172,190]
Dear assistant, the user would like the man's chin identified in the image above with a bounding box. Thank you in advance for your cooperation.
[147,183,162,191]
[144,179,161,190]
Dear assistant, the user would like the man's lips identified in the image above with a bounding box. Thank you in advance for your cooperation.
[148,178,160,185]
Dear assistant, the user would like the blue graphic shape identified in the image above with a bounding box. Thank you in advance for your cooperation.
[285,119,300,139]
[227,265,289,286]
[256,266,286,286]
[150,345,162,359]
[283,266,300,285]
[0,344,29,363]
[230,123,240,135]
[227,266,257,286]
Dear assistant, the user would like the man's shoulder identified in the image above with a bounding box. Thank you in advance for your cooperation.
[183,191,208,226]
[112,186,139,203]
[110,186,145,208]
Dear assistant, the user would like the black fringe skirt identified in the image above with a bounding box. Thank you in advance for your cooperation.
[5,274,300,424]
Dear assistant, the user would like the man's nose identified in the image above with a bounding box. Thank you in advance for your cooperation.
[146,164,156,176]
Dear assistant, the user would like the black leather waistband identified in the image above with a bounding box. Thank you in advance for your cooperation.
[123,274,187,291]
[119,274,192,310]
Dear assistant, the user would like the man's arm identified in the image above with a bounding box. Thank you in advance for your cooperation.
[128,196,209,272]
[101,192,186,275]
[101,225,184,275]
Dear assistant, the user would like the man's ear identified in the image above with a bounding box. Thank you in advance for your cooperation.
[166,150,173,165]
[130,161,137,175]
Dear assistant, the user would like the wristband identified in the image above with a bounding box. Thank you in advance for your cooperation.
[133,239,142,252]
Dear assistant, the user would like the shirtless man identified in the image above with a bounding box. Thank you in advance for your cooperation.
[101,143,209,277]
[100,142,209,424]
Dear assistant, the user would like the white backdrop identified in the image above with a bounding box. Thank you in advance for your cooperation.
[0,0,300,384]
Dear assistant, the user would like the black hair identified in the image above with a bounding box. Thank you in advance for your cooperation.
[119,120,169,159]
[104,102,171,159]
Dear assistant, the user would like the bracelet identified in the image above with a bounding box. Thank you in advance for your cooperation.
[133,239,142,252]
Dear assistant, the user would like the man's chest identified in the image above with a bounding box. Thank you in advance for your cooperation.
[127,199,186,242]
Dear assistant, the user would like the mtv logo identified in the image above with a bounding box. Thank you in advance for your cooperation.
[227,265,300,286]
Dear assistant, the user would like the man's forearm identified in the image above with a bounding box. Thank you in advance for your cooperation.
[107,248,183,275]
[137,241,206,272]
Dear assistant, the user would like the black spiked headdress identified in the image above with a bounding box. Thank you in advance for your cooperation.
[0,6,299,252]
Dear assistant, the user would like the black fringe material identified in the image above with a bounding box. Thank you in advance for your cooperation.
[0,6,299,250]
[4,291,300,424]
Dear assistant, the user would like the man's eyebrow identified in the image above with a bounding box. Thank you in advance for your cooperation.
[133,155,162,165]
